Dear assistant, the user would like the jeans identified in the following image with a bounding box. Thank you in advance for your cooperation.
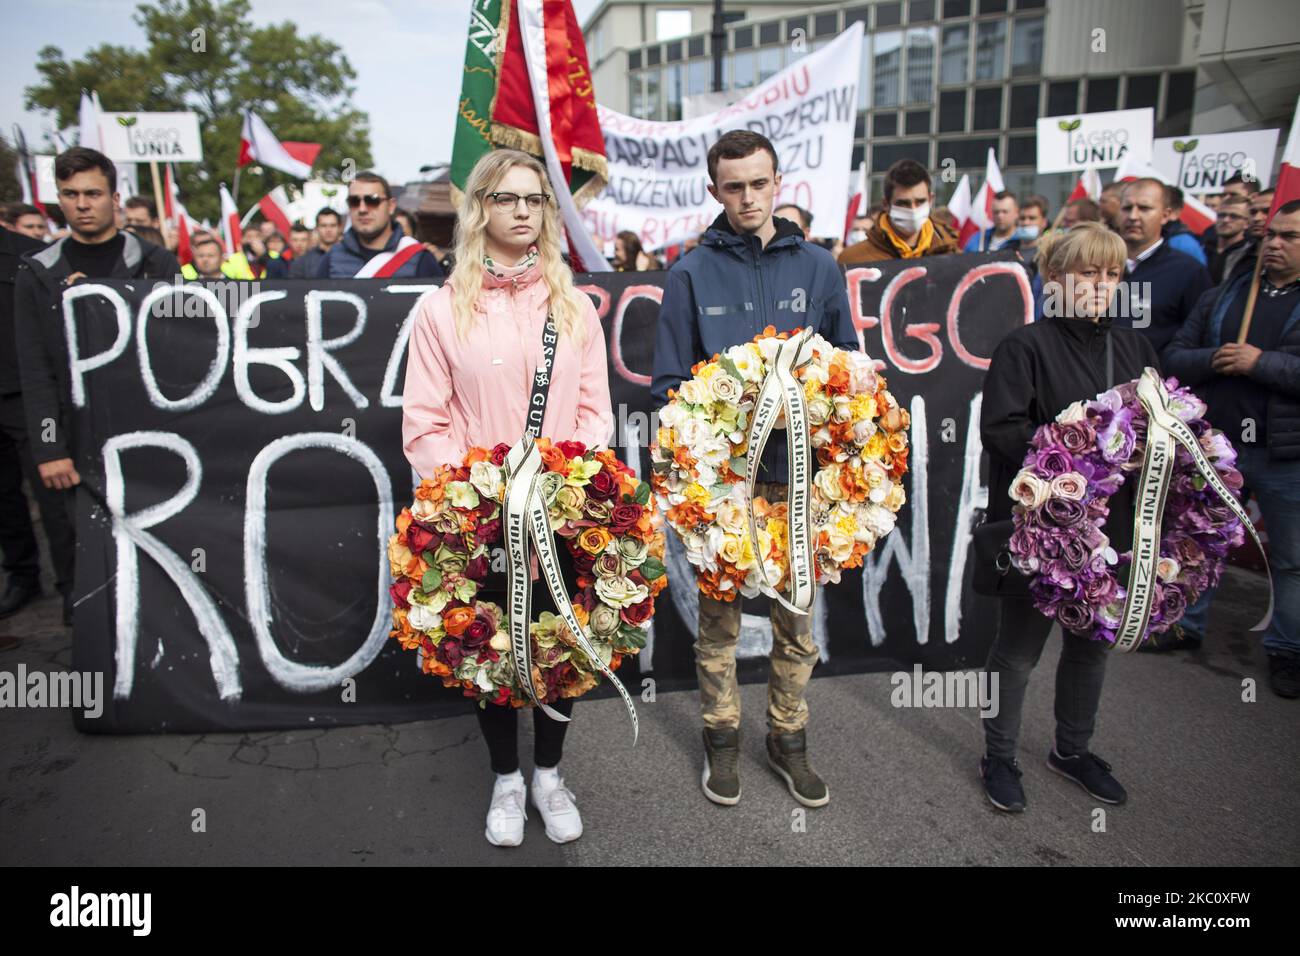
[1178,447,1300,658]
[982,598,1110,761]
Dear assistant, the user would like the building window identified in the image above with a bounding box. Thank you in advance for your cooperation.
[629,74,645,118]
[629,50,641,70]
[846,6,870,30]
[815,12,839,36]
[974,20,1006,80]
[656,9,692,43]
[1017,0,1045,9]
[906,109,932,134]
[1009,83,1039,127]
[972,87,1002,129]
[852,143,866,170]
[735,26,753,50]
[786,16,808,40]
[1165,71,1195,119]
[877,2,903,27]
[874,31,903,108]
[664,65,683,122]
[1007,134,1035,167]
[906,27,938,104]
[646,46,661,67]
[1086,76,1118,113]
[733,50,756,88]
[687,59,709,96]
[858,34,872,109]
[759,47,782,82]
[643,69,661,119]
[937,136,997,168]
[874,112,899,137]
[943,0,971,17]
[855,114,867,139]
[910,0,937,23]
[760,22,780,44]
[939,89,966,131]
[1047,80,1079,116]
[688,36,705,58]
[1126,73,1160,110]
[941,24,969,84]
[979,0,1008,13]
[666,40,682,62]
[1010,16,1043,76]
[873,141,930,173]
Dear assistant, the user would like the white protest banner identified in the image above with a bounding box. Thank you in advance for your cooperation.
[99,112,204,163]
[1036,107,1153,174]
[1152,129,1280,192]
[300,181,350,226]
[584,23,863,251]
[33,155,59,203]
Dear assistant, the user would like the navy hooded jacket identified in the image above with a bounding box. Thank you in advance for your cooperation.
[650,212,859,483]
[316,223,444,279]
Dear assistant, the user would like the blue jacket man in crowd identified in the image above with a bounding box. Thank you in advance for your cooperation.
[650,129,858,811]
[317,171,443,279]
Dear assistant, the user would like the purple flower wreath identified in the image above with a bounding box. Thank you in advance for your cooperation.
[1007,377,1247,646]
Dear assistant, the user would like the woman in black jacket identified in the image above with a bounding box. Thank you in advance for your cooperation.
[978,223,1161,813]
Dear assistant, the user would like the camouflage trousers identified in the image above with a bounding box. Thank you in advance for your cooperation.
[695,481,820,734]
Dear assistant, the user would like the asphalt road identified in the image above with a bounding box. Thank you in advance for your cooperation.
[1,564,1296,866]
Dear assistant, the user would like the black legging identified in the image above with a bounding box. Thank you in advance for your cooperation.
[476,696,575,774]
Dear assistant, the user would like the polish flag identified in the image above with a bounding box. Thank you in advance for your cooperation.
[258,185,294,239]
[1113,154,1216,233]
[78,90,103,151]
[1067,168,1103,203]
[1265,94,1300,223]
[947,174,979,248]
[163,165,190,265]
[970,148,1005,237]
[238,111,320,179]
[220,183,243,255]
[843,161,868,242]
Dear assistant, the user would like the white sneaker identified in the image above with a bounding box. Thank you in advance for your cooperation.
[530,769,583,843]
[485,773,527,847]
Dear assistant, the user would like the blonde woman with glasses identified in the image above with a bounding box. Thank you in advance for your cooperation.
[402,149,614,847]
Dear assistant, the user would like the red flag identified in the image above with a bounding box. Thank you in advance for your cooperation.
[220,183,243,255]
[947,174,978,247]
[176,214,192,267]
[238,111,319,178]
[1267,94,1300,222]
[258,185,294,237]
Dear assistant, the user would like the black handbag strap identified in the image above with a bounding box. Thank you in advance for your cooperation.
[523,314,559,439]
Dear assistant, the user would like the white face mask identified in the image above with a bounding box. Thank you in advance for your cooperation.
[1014,224,1041,241]
[889,202,930,234]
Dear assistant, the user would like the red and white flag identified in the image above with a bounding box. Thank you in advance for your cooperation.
[947,174,978,248]
[1067,168,1103,203]
[843,161,868,242]
[970,148,1005,236]
[238,111,320,179]
[1266,94,1300,222]
[1113,154,1216,233]
[354,236,425,278]
[514,0,611,272]
[220,183,243,255]
[258,185,294,238]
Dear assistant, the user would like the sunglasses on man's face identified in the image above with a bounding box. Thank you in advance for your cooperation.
[347,194,387,209]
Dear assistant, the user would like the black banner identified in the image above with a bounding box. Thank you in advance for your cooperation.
[67,252,1030,732]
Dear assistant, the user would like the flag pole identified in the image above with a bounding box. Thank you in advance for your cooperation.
[148,160,170,247]
[1236,243,1266,344]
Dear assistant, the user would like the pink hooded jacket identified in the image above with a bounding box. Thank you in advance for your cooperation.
[401,260,615,478]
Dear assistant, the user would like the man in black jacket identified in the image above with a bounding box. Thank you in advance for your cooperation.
[651,130,857,811]
[1162,200,1300,698]
[0,225,73,618]
[13,147,179,624]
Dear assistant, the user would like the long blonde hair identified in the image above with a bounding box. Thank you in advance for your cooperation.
[449,149,587,342]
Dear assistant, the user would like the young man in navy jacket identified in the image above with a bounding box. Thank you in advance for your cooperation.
[651,130,858,810]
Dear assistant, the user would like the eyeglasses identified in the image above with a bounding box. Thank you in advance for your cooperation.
[488,191,550,212]
[346,194,387,208]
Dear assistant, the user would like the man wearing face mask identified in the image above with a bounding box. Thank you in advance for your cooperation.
[839,160,959,264]
[1014,196,1049,268]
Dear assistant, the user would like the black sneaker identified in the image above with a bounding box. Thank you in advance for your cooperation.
[979,754,1026,812]
[0,579,41,619]
[766,729,829,808]
[1137,623,1202,653]
[702,727,741,806]
[1047,748,1128,804]
[1268,655,1300,699]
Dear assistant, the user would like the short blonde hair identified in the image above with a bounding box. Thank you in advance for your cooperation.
[1037,221,1126,280]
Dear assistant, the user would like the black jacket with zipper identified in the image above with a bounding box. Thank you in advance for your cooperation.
[981,315,1161,535]
[14,232,178,464]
